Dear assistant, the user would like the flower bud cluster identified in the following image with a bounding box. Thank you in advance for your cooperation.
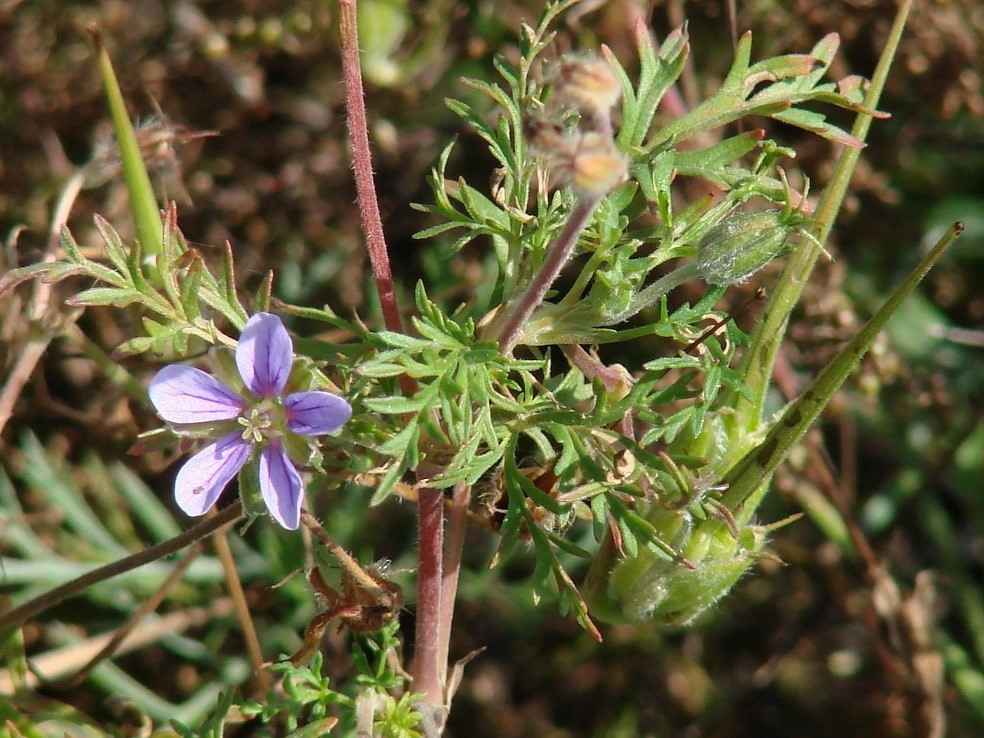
[529,54,627,198]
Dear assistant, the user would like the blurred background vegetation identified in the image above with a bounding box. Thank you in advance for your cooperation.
[1,0,983,736]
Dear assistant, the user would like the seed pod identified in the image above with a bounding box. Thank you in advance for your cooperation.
[694,210,795,286]
[584,506,767,625]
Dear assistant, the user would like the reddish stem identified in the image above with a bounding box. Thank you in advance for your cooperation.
[413,486,445,705]
[338,1,408,351]
[561,344,630,394]
[437,482,469,681]
[495,195,601,353]
[337,1,454,715]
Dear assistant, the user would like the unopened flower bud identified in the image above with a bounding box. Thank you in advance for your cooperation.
[694,210,795,286]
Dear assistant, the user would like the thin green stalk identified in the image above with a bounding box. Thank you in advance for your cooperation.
[90,28,164,256]
[601,263,699,326]
[722,222,963,516]
[69,323,149,405]
[731,0,914,431]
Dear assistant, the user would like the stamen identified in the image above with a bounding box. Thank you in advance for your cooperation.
[238,406,272,444]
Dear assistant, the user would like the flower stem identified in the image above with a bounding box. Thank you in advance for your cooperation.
[338,0,405,341]
[495,194,602,353]
[0,502,244,633]
[300,510,401,603]
[208,509,270,692]
[600,262,698,327]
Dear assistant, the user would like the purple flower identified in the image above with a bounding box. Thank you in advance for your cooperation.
[149,313,352,530]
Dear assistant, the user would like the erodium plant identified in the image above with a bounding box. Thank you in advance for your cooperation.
[0,0,961,734]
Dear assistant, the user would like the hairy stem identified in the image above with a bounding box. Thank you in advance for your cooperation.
[437,481,469,684]
[300,510,398,599]
[495,195,602,353]
[338,0,406,343]
[0,502,244,632]
[337,2,447,717]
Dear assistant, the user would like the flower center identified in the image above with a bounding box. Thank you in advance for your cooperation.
[238,399,284,444]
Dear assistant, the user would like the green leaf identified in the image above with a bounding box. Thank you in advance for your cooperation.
[673,130,764,185]
[370,463,407,506]
[67,286,145,307]
[179,255,203,321]
[111,335,157,358]
[377,420,420,456]
[0,262,79,294]
[93,213,130,273]
[364,395,431,415]
[614,25,689,149]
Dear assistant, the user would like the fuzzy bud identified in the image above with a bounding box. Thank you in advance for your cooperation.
[694,210,795,286]
[584,507,768,625]
[552,54,622,123]
[565,131,628,197]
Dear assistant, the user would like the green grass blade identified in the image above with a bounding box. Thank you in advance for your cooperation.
[18,432,130,559]
[109,462,182,542]
[0,467,52,559]
[92,30,164,256]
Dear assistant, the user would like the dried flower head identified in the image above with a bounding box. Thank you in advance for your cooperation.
[552,53,622,124]
[557,131,628,197]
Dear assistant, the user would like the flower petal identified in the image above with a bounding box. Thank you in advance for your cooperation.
[149,365,245,424]
[174,433,251,517]
[236,312,293,397]
[259,440,304,530]
[284,391,353,435]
